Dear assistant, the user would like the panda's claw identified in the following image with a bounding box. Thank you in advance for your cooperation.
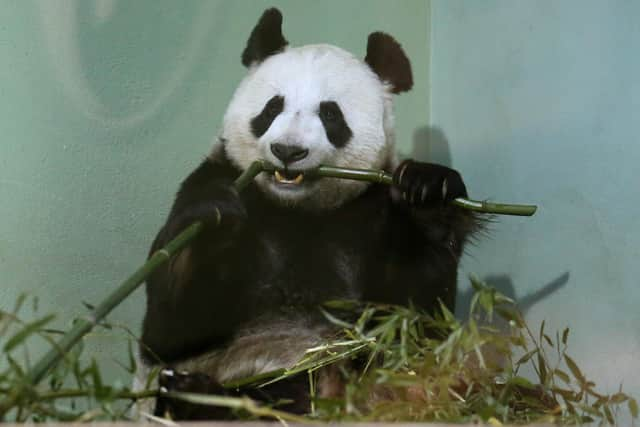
[160,368,175,377]
[392,159,467,208]
[421,185,429,203]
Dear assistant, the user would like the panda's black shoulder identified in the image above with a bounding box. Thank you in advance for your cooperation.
[177,143,240,191]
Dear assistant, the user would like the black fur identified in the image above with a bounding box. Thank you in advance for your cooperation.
[270,143,309,164]
[365,32,413,94]
[250,95,285,138]
[241,8,288,67]
[155,368,311,420]
[318,101,353,148]
[141,147,478,418]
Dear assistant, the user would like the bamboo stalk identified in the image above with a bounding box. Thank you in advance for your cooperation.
[35,388,157,401]
[0,159,537,418]
[303,164,537,216]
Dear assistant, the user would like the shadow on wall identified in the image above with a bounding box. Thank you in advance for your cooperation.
[457,272,571,320]
[409,125,569,318]
[410,125,452,166]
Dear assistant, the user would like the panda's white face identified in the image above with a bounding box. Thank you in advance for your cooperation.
[221,44,397,209]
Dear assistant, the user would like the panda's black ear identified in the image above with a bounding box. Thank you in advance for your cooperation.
[241,8,288,67]
[365,32,413,94]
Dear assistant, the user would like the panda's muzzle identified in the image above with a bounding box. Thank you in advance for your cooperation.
[271,143,309,164]
[270,143,308,184]
[274,169,304,184]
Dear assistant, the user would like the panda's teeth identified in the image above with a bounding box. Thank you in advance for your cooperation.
[274,170,304,184]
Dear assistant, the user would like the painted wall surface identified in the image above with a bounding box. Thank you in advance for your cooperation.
[430,1,639,398]
[0,1,429,382]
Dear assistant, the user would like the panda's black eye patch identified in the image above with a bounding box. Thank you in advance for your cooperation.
[250,95,284,138]
[318,101,352,148]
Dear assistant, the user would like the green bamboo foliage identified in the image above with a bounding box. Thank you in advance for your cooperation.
[2,279,636,423]
[0,160,537,418]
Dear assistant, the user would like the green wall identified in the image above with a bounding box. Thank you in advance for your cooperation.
[0,1,430,382]
[431,0,639,402]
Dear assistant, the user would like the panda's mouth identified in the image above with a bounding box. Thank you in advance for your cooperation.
[273,169,304,185]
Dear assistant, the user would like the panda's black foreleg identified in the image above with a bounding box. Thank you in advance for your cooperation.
[161,186,247,256]
[391,159,480,253]
[371,160,482,313]
[141,159,251,365]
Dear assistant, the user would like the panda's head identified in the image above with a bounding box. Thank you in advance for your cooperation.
[220,8,413,209]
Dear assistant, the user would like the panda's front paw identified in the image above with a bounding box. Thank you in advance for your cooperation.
[391,160,467,208]
[168,184,247,246]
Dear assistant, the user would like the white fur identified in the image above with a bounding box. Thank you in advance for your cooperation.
[219,44,398,210]
[174,319,331,383]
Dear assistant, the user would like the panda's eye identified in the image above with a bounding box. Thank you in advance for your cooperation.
[266,104,280,117]
[318,101,352,148]
[319,101,342,123]
[264,96,284,118]
[321,109,335,121]
[250,95,285,138]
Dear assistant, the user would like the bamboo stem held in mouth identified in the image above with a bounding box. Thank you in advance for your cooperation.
[297,163,538,216]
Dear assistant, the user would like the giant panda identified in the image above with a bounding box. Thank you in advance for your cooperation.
[139,8,478,420]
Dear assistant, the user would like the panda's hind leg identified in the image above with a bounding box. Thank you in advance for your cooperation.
[155,368,234,420]
[155,368,313,420]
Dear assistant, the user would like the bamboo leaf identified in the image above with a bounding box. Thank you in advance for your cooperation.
[561,328,569,345]
[3,314,56,353]
[508,376,535,389]
[126,340,137,374]
[13,293,28,315]
[478,288,495,320]
[470,275,484,292]
[515,349,537,366]
[7,355,26,378]
[537,353,547,385]
[578,403,602,417]
[89,358,103,394]
[609,392,628,404]
[629,397,638,418]
[553,387,578,402]
[553,369,571,384]
[493,292,515,305]
[319,307,353,329]
[564,354,586,386]
[603,404,615,424]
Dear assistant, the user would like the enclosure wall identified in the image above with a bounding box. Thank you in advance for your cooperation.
[430,0,640,399]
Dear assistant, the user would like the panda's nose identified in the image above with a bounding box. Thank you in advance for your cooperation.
[270,143,309,165]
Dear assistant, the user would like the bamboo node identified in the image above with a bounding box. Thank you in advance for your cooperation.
[81,314,97,326]
[157,249,170,260]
